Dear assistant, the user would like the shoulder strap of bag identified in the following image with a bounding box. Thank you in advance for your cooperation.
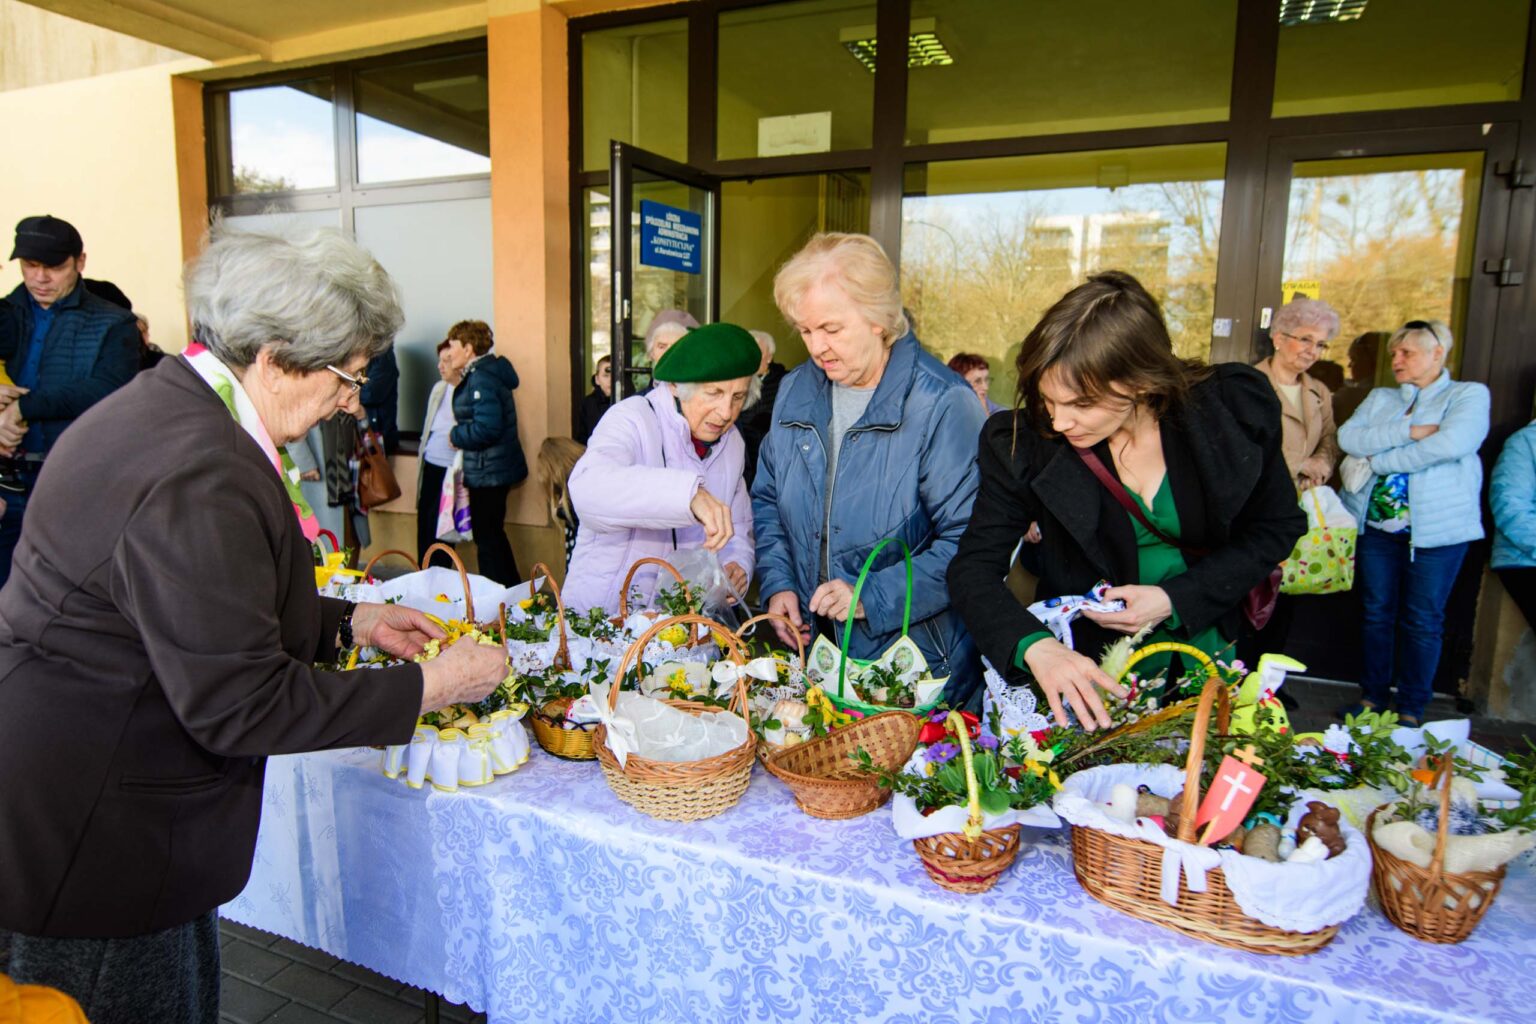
[1074,445,1205,555]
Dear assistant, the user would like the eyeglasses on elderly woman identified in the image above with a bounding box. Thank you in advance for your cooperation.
[326,364,370,394]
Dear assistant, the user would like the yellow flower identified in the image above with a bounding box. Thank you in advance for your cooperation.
[667,667,692,696]
[658,624,688,646]
[1048,770,1062,791]
[518,597,535,610]
[435,593,452,603]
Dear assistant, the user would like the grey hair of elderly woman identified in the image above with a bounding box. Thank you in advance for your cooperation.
[672,376,764,409]
[1389,318,1454,357]
[1270,296,1341,341]
[184,227,404,372]
[749,329,776,361]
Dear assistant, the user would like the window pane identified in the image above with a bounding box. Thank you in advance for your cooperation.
[901,144,1226,404]
[1282,154,1482,383]
[581,187,612,389]
[355,53,491,184]
[581,18,688,172]
[354,197,494,433]
[722,172,870,368]
[1274,1,1528,117]
[906,1,1236,145]
[718,0,876,160]
[227,80,336,193]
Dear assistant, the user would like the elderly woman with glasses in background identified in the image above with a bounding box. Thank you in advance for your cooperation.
[0,227,510,1024]
[1259,297,1342,490]
[1337,318,1490,726]
[442,319,529,586]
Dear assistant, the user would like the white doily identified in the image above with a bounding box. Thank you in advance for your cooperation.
[982,658,1051,736]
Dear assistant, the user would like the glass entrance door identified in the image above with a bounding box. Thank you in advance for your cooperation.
[1251,125,1517,692]
[609,142,719,400]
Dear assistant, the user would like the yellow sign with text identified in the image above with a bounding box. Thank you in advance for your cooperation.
[1282,279,1321,301]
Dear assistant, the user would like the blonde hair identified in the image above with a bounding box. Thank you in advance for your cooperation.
[773,233,908,347]
[538,436,585,523]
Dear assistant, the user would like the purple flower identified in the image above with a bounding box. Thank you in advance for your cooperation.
[925,742,959,765]
[928,709,949,724]
[975,733,999,751]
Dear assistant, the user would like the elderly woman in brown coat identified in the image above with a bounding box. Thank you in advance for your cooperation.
[1257,297,1341,490]
[0,227,510,1024]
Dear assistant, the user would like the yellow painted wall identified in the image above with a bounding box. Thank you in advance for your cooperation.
[0,58,209,352]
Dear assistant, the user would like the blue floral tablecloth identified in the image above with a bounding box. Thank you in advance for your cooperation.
[224,743,1536,1024]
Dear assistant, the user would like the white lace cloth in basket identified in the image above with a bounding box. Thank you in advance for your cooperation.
[1054,764,1371,934]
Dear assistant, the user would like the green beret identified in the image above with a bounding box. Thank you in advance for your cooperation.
[653,322,761,383]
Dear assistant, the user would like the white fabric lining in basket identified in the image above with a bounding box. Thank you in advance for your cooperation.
[1055,764,1371,934]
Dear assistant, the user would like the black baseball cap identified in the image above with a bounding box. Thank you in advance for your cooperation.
[10,215,83,265]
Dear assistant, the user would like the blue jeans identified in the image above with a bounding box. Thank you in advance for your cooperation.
[1357,528,1468,719]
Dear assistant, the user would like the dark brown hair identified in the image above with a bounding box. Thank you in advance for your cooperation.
[1014,270,1209,435]
[446,319,494,356]
[947,352,989,376]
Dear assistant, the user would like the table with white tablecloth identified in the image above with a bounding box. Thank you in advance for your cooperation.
[223,744,1536,1024]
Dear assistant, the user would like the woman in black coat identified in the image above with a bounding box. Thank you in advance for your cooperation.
[947,272,1304,729]
[443,319,528,586]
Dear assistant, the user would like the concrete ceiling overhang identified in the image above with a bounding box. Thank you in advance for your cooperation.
[18,0,676,77]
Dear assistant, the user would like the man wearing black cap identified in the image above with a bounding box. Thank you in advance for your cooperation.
[0,215,139,583]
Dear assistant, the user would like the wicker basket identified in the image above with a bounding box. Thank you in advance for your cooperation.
[614,557,714,648]
[909,711,1023,893]
[733,612,808,764]
[361,548,420,580]
[1066,646,1339,955]
[1365,754,1508,944]
[763,711,921,819]
[593,614,754,821]
[515,563,595,760]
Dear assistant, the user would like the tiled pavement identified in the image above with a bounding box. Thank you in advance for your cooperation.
[217,919,486,1024]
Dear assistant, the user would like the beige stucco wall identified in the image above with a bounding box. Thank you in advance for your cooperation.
[0,0,188,91]
[0,58,209,353]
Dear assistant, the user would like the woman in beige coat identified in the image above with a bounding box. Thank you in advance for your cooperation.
[1257,297,1341,490]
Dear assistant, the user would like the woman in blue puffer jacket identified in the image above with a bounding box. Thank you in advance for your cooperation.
[444,319,528,586]
[1337,319,1489,725]
[751,233,985,707]
[1491,420,1536,631]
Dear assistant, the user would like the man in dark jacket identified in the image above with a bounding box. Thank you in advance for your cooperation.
[444,319,527,585]
[736,328,787,488]
[0,216,139,584]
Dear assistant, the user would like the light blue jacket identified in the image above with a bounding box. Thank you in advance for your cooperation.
[1491,422,1536,569]
[1338,370,1489,549]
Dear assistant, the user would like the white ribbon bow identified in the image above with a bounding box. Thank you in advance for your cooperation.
[710,657,779,697]
[581,681,638,769]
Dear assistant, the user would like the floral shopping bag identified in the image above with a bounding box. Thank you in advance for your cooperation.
[1280,486,1356,595]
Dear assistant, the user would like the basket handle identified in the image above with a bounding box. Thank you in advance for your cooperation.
[362,548,420,579]
[1174,673,1232,844]
[947,710,984,839]
[524,561,571,670]
[610,613,749,720]
[314,529,342,559]
[1113,640,1218,686]
[838,537,913,699]
[733,613,806,669]
[1426,752,1456,882]
[618,556,688,618]
[422,542,475,622]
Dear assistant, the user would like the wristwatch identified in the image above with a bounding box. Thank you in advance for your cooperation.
[338,601,358,650]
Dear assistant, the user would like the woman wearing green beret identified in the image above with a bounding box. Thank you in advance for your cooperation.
[563,322,762,612]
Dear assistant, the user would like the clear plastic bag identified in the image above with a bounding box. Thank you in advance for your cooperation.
[667,547,749,630]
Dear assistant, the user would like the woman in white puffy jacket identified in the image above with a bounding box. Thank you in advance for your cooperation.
[1337,319,1489,726]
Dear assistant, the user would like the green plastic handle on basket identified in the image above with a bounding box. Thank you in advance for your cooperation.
[949,710,983,839]
[836,537,914,700]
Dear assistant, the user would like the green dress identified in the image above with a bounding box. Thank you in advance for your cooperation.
[1124,475,1228,678]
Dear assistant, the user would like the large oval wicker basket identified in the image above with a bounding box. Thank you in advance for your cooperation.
[763,710,921,819]
[593,614,754,821]
[1364,754,1507,944]
[1066,645,1339,955]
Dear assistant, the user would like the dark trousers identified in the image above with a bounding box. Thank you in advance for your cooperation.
[468,484,520,586]
[1358,529,1469,719]
[0,484,29,588]
[416,459,450,567]
[0,911,220,1024]
[1498,567,1536,632]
